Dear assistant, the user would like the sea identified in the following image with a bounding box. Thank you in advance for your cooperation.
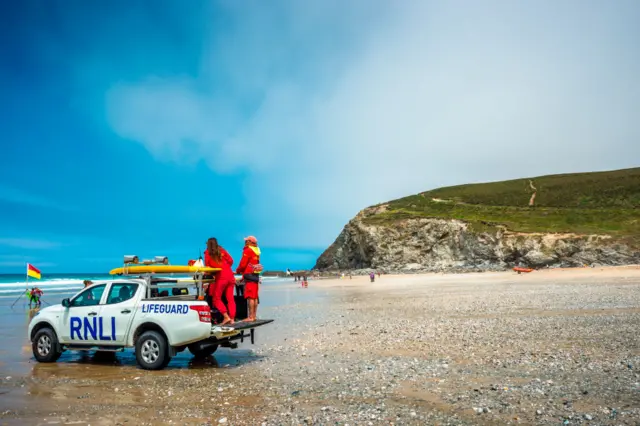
[0,273,111,300]
[0,273,288,300]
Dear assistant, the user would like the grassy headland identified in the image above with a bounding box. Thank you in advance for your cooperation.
[364,167,640,244]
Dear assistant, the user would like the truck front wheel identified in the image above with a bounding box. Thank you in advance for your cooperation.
[135,331,170,370]
[32,328,62,363]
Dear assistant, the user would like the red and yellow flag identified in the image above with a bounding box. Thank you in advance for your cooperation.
[27,263,41,280]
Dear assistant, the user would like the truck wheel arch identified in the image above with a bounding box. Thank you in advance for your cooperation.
[30,321,58,342]
[132,322,169,346]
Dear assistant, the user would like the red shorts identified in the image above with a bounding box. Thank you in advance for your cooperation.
[244,282,259,299]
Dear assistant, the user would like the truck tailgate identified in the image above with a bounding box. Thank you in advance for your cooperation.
[210,319,274,336]
[228,319,274,330]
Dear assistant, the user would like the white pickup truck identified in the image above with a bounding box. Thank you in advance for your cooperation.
[27,275,273,370]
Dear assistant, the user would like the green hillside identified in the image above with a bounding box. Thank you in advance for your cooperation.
[365,167,640,243]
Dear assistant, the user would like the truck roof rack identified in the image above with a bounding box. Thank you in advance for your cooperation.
[124,274,212,299]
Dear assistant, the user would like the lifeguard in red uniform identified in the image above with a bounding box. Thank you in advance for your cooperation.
[204,237,236,325]
[236,236,262,322]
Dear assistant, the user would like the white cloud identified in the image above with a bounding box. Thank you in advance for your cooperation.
[0,255,57,268]
[0,184,75,211]
[264,250,319,268]
[0,238,61,249]
[106,0,640,248]
[0,261,56,268]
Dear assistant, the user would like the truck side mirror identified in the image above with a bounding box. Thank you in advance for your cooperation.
[62,298,70,308]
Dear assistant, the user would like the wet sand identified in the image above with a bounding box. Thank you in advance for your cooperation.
[2,267,640,425]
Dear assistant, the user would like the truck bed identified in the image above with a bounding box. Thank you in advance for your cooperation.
[142,295,197,301]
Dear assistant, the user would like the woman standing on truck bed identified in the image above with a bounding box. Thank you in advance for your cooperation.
[204,237,236,325]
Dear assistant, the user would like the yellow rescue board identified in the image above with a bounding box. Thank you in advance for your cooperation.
[109,265,221,275]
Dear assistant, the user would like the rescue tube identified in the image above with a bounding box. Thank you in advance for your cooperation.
[109,265,221,275]
[513,267,534,274]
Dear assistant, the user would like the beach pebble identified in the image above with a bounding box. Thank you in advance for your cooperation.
[7,271,640,426]
[584,414,593,420]
[218,418,227,424]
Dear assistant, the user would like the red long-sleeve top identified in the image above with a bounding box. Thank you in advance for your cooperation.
[204,247,235,280]
[236,245,260,275]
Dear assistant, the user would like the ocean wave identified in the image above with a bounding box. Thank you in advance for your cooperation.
[0,280,86,289]
[0,285,83,294]
[0,275,289,294]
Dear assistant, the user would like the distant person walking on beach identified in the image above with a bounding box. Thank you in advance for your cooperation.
[236,235,262,322]
[370,272,375,283]
[204,237,236,325]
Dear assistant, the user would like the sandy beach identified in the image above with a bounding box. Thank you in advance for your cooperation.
[1,266,640,425]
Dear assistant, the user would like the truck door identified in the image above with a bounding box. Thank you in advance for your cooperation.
[100,282,140,345]
[59,284,107,344]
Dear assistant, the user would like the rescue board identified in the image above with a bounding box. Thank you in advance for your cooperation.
[109,265,221,275]
[513,267,534,273]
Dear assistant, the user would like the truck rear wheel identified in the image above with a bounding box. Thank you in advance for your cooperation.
[135,331,170,370]
[32,328,62,363]
[188,343,219,358]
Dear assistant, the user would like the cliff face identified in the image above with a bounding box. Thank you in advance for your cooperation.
[314,207,640,272]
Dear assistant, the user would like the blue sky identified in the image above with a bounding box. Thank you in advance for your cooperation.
[1,0,639,274]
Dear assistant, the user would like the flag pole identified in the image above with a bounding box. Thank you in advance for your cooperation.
[11,264,29,309]
[26,263,30,308]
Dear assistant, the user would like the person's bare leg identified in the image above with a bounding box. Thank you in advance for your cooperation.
[246,299,256,321]
[241,301,252,322]
[221,312,232,325]
[245,300,253,321]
